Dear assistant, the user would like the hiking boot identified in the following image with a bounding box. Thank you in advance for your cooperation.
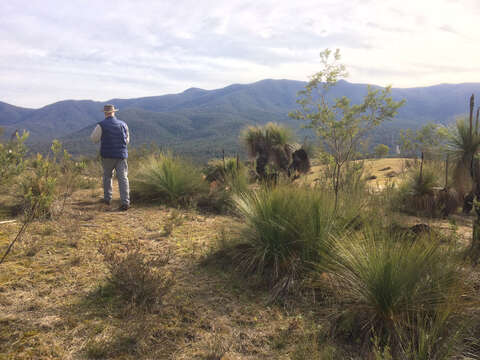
[101,199,111,205]
[119,204,130,211]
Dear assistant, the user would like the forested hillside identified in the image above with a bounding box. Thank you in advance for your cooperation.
[1,79,479,160]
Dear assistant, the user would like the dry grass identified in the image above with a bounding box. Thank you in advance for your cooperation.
[307,158,411,190]
[0,180,478,359]
[0,186,331,359]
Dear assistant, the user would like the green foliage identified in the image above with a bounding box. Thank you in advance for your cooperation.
[55,143,87,202]
[290,49,405,206]
[399,123,449,158]
[233,185,338,285]
[396,309,463,360]
[291,49,404,159]
[131,152,209,206]
[241,122,296,178]
[0,130,29,187]
[203,157,248,192]
[241,122,294,158]
[322,229,468,356]
[18,141,86,218]
[374,144,390,158]
[392,167,441,216]
[409,168,438,197]
[446,117,480,194]
[20,153,57,218]
[199,157,250,213]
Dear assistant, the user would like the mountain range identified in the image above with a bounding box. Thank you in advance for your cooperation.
[1,79,479,161]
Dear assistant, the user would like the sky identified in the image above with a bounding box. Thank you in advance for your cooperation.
[1,0,479,108]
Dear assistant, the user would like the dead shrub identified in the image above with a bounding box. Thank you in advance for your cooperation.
[99,239,173,308]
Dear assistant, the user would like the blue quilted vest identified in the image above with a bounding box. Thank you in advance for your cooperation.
[98,116,128,159]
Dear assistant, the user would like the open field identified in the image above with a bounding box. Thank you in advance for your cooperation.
[306,158,411,192]
[1,165,479,359]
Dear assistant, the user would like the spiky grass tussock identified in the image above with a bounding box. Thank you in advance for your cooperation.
[203,157,248,193]
[232,185,339,287]
[130,152,209,206]
[241,122,294,158]
[392,168,444,216]
[322,229,470,357]
[447,118,480,196]
[408,168,438,197]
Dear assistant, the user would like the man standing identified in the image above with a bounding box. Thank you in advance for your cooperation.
[91,104,130,211]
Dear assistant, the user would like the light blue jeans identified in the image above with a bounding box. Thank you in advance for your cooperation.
[102,158,130,206]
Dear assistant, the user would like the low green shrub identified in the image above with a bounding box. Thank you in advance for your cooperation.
[18,140,86,218]
[203,157,243,182]
[322,229,469,357]
[232,185,339,287]
[390,168,451,217]
[131,152,209,206]
[20,153,57,218]
[198,157,250,213]
[0,130,28,188]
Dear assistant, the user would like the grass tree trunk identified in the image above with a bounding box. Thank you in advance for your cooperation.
[419,151,424,184]
[333,163,341,211]
[445,155,449,189]
[467,94,480,264]
[256,152,268,180]
[469,94,474,138]
[470,184,480,265]
[475,107,479,134]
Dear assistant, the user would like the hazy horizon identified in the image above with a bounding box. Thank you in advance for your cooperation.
[4,78,480,110]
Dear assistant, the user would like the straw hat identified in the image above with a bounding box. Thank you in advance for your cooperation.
[103,104,119,112]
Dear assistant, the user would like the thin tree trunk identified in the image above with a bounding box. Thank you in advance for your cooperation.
[419,152,424,184]
[445,155,449,189]
[468,180,480,265]
[475,106,480,135]
[333,163,341,211]
[469,94,474,138]
[468,95,480,265]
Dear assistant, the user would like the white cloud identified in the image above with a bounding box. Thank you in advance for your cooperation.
[0,0,479,107]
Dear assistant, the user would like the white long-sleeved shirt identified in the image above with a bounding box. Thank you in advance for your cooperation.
[90,123,130,144]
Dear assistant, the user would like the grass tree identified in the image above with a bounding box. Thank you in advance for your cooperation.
[447,111,480,202]
[241,122,294,179]
[448,95,480,264]
[290,49,405,209]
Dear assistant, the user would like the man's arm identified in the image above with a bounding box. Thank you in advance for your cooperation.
[90,125,102,143]
[125,124,130,145]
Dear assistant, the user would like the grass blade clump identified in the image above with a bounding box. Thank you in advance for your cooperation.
[322,229,469,356]
[392,167,444,217]
[233,185,337,287]
[131,152,208,206]
[203,157,248,194]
